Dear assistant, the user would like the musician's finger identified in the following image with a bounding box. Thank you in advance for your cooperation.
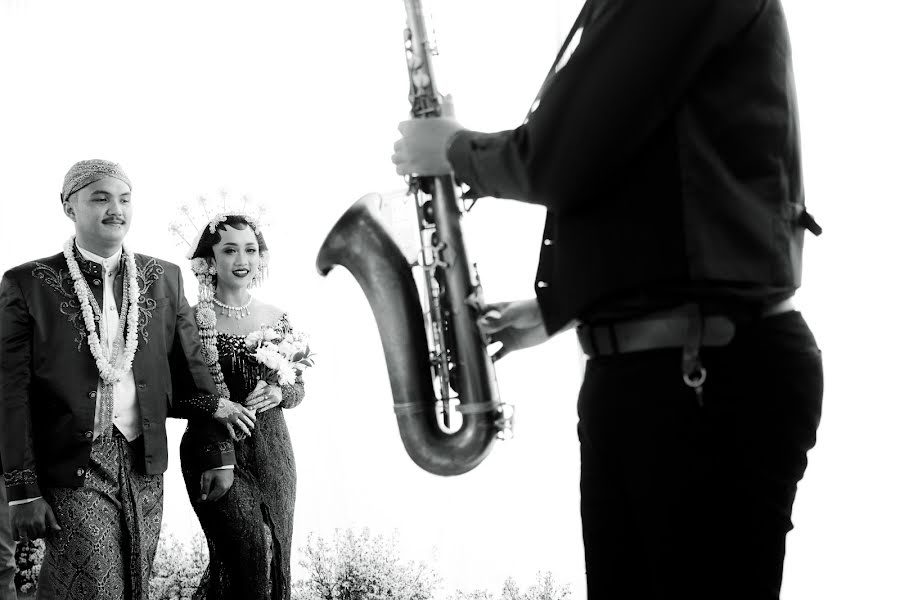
[477,310,505,334]
[442,93,455,117]
[492,345,510,362]
[480,301,511,317]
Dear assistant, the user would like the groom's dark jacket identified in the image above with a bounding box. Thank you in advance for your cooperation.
[0,249,235,502]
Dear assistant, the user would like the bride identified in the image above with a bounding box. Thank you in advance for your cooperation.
[178,208,305,600]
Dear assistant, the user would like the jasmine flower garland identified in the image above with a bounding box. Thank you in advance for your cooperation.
[191,260,230,402]
[63,236,139,383]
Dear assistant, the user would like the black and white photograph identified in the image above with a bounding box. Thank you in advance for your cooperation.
[1,1,898,599]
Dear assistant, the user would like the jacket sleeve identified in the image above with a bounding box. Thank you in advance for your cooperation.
[447,0,762,213]
[278,315,306,410]
[168,266,235,469]
[0,272,42,501]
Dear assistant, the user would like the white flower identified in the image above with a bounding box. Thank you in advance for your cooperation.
[190,258,208,276]
[276,364,297,385]
[253,344,282,370]
[195,306,216,328]
[276,339,294,357]
[262,327,279,342]
[244,330,263,349]
[203,345,219,365]
[293,332,310,355]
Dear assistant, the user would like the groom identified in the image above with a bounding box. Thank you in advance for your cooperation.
[0,159,238,599]
[0,460,14,600]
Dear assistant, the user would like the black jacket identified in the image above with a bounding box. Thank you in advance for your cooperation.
[447,0,819,333]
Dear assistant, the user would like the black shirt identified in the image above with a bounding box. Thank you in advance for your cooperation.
[447,0,816,333]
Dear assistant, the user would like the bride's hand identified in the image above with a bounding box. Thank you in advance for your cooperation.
[245,383,283,414]
[213,398,256,440]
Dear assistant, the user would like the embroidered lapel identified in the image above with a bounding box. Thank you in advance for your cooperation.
[30,251,165,352]
[31,260,93,351]
[133,255,164,346]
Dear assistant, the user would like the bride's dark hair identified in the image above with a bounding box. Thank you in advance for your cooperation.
[192,215,269,260]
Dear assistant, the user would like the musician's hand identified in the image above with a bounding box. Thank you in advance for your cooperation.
[213,398,256,440]
[11,497,61,540]
[477,298,550,361]
[393,117,465,176]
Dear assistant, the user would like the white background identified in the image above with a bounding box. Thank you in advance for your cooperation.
[1,1,898,598]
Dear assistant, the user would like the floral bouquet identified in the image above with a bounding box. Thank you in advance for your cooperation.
[244,325,314,389]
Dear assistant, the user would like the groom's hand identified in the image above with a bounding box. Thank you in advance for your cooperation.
[198,468,234,503]
[11,497,62,540]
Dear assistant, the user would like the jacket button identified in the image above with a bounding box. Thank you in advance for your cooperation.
[543,239,554,246]
[537,280,549,288]
[75,467,85,477]
[84,430,93,439]
[138,383,147,391]
[88,391,97,399]
[92,279,101,286]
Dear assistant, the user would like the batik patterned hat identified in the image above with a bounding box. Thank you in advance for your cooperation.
[61,159,132,202]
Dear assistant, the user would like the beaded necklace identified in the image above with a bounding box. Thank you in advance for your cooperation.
[212,295,252,319]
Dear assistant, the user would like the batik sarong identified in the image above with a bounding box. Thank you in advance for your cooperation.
[0,479,16,600]
[37,431,163,600]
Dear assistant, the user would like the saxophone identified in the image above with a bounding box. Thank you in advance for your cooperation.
[315,0,512,476]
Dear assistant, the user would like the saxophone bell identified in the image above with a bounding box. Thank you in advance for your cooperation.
[316,189,513,476]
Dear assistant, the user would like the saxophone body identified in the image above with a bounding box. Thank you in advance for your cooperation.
[316,0,511,476]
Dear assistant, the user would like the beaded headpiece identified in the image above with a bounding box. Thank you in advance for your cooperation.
[169,190,269,270]
[61,159,132,203]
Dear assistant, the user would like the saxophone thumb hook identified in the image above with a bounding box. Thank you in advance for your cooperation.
[441,93,455,117]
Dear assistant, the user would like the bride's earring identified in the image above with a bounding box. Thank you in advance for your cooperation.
[251,256,268,288]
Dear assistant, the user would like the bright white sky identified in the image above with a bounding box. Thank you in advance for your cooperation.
[1,1,898,599]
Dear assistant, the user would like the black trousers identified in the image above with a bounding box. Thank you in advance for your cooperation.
[578,311,823,600]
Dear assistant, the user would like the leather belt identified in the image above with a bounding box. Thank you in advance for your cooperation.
[576,298,795,358]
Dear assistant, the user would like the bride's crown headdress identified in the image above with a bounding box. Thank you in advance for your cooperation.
[169,190,269,266]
